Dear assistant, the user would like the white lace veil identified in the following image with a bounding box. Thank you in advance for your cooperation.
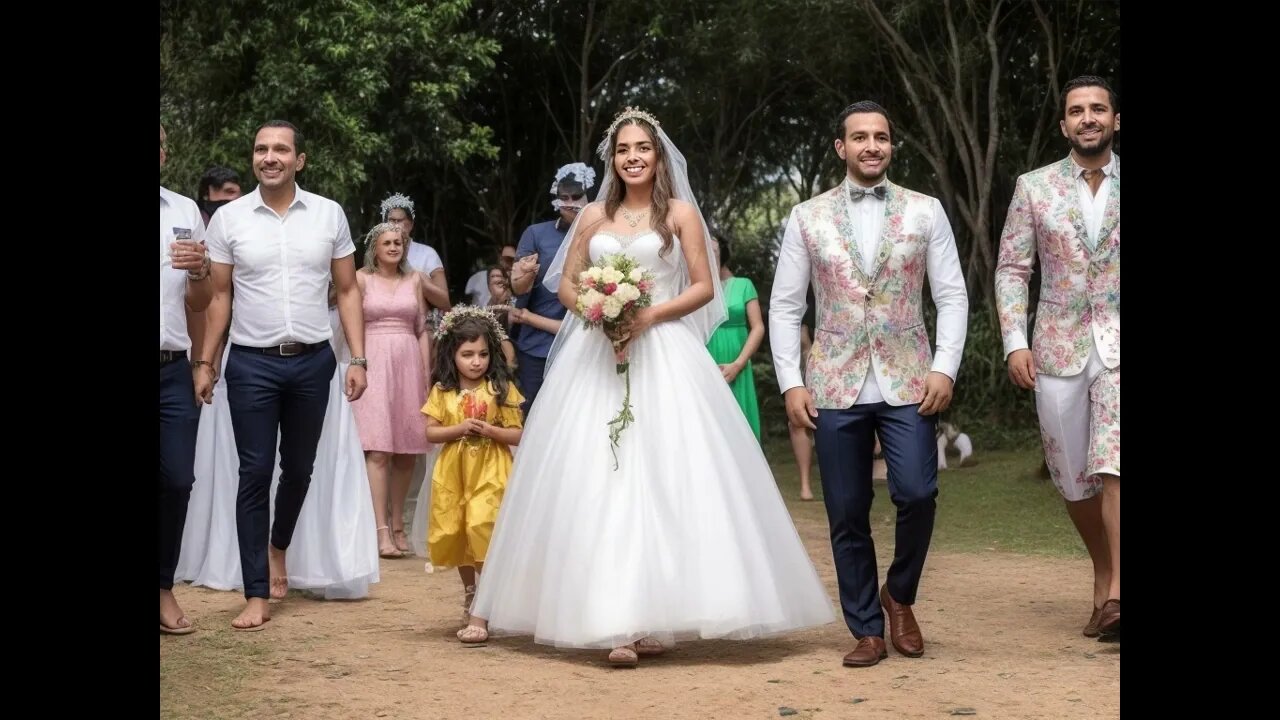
[543,114,726,369]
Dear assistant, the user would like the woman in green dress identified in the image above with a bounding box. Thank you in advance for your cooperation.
[706,236,765,441]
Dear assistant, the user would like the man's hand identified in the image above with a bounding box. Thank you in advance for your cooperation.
[917,371,954,416]
[1006,349,1036,390]
[784,387,818,430]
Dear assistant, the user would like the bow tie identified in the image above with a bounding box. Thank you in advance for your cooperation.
[849,185,886,201]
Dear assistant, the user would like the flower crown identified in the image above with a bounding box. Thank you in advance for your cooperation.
[549,162,597,194]
[434,304,508,343]
[379,192,415,221]
[596,106,662,160]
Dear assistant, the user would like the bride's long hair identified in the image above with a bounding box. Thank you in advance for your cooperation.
[603,118,676,257]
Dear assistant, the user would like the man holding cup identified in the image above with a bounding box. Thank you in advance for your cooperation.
[159,122,213,634]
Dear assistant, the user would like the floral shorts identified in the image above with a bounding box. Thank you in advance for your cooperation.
[1034,346,1120,502]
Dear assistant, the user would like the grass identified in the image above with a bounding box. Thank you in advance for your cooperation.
[160,629,272,719]
[762,436,1084,558]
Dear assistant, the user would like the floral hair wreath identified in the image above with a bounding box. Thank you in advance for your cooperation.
[549,162,597,195]
[434,304,509,344]
[379,192,415,221]
[595,106,662,160]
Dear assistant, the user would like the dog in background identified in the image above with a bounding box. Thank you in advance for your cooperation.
[936,422,974,470]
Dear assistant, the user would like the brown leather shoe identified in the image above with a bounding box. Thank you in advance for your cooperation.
[880,584,925,657]
[842,636,888,667]
[1083,605,1103,638]
[1096,599,1120,640]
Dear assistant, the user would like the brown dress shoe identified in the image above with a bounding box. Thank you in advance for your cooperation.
[880,585,925,657]
[1096,599,1120,640]
[1083,606,1103,638]
[842,636,888,667]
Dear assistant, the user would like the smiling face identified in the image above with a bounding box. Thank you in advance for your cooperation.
[252,125,305,192]
[835,111,892,186]
[613,122,658,189]
[1061,85,1120,159]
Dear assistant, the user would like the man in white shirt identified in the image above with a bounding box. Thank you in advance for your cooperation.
[159,122,213,635]
[197,120,368,632]
[996,75,1121,642]
[771,101,968,668]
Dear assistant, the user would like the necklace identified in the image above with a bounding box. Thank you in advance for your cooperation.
[620,205,650,228]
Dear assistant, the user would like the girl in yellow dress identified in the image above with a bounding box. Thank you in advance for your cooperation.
[422,306,525,642]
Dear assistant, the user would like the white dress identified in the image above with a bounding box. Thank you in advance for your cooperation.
[470,231,835,648]
[175,308,380,599]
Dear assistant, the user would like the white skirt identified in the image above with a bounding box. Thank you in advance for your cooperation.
[175,354,380,599]
[470,320,835,648]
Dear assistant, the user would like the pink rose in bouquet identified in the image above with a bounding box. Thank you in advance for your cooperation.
[575,253,656,468]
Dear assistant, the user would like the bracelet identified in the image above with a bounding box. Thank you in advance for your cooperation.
[187,256,211,281]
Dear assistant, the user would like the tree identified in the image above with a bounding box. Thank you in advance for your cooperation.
[159,0,499,229]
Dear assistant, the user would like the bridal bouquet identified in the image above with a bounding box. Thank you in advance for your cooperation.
[575,253,656,468]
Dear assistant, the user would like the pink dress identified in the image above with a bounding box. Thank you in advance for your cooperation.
[351,273,431,454]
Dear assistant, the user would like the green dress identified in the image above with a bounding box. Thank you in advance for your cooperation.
[707,276,761,440]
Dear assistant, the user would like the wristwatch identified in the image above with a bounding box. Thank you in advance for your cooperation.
[350,356,368,368]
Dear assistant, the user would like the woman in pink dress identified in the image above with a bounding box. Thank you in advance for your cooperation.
[352,222,433,558]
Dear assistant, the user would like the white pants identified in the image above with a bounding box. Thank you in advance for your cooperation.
[1034,346,1120,502]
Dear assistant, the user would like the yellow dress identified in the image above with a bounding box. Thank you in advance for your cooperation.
[422,381,525,568]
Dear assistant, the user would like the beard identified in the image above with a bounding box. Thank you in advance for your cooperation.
[1067,128,1113,158]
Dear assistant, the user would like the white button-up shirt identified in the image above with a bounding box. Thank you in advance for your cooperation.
[206,184,355,346]
[159,186,206,351]
[1070,153,1118,250]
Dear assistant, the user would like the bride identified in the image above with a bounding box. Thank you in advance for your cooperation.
[462,107,834,666]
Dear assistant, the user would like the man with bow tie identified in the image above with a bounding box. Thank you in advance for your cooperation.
[771,101,969,668]
[996,75,1121,642]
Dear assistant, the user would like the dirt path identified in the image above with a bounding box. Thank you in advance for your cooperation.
[161,505,1119,719]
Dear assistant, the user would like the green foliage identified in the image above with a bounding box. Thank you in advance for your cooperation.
[159,0,1119,431]
[160,0,499,219]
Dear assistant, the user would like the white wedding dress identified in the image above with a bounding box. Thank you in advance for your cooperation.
[175,307,380,599]
[470,231,835,648]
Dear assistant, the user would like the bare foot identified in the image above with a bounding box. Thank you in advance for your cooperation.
[159,589,194,634]
[392,527,411,553]
[268,544,289,599]
[377,526,403,559]
[232,597,271,631]
[799,489,815,501]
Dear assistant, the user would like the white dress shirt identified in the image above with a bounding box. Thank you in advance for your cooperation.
[159,186,207,351]
[771,178,969,403]
[1071,153,1117,250]
[206,184,355,347]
